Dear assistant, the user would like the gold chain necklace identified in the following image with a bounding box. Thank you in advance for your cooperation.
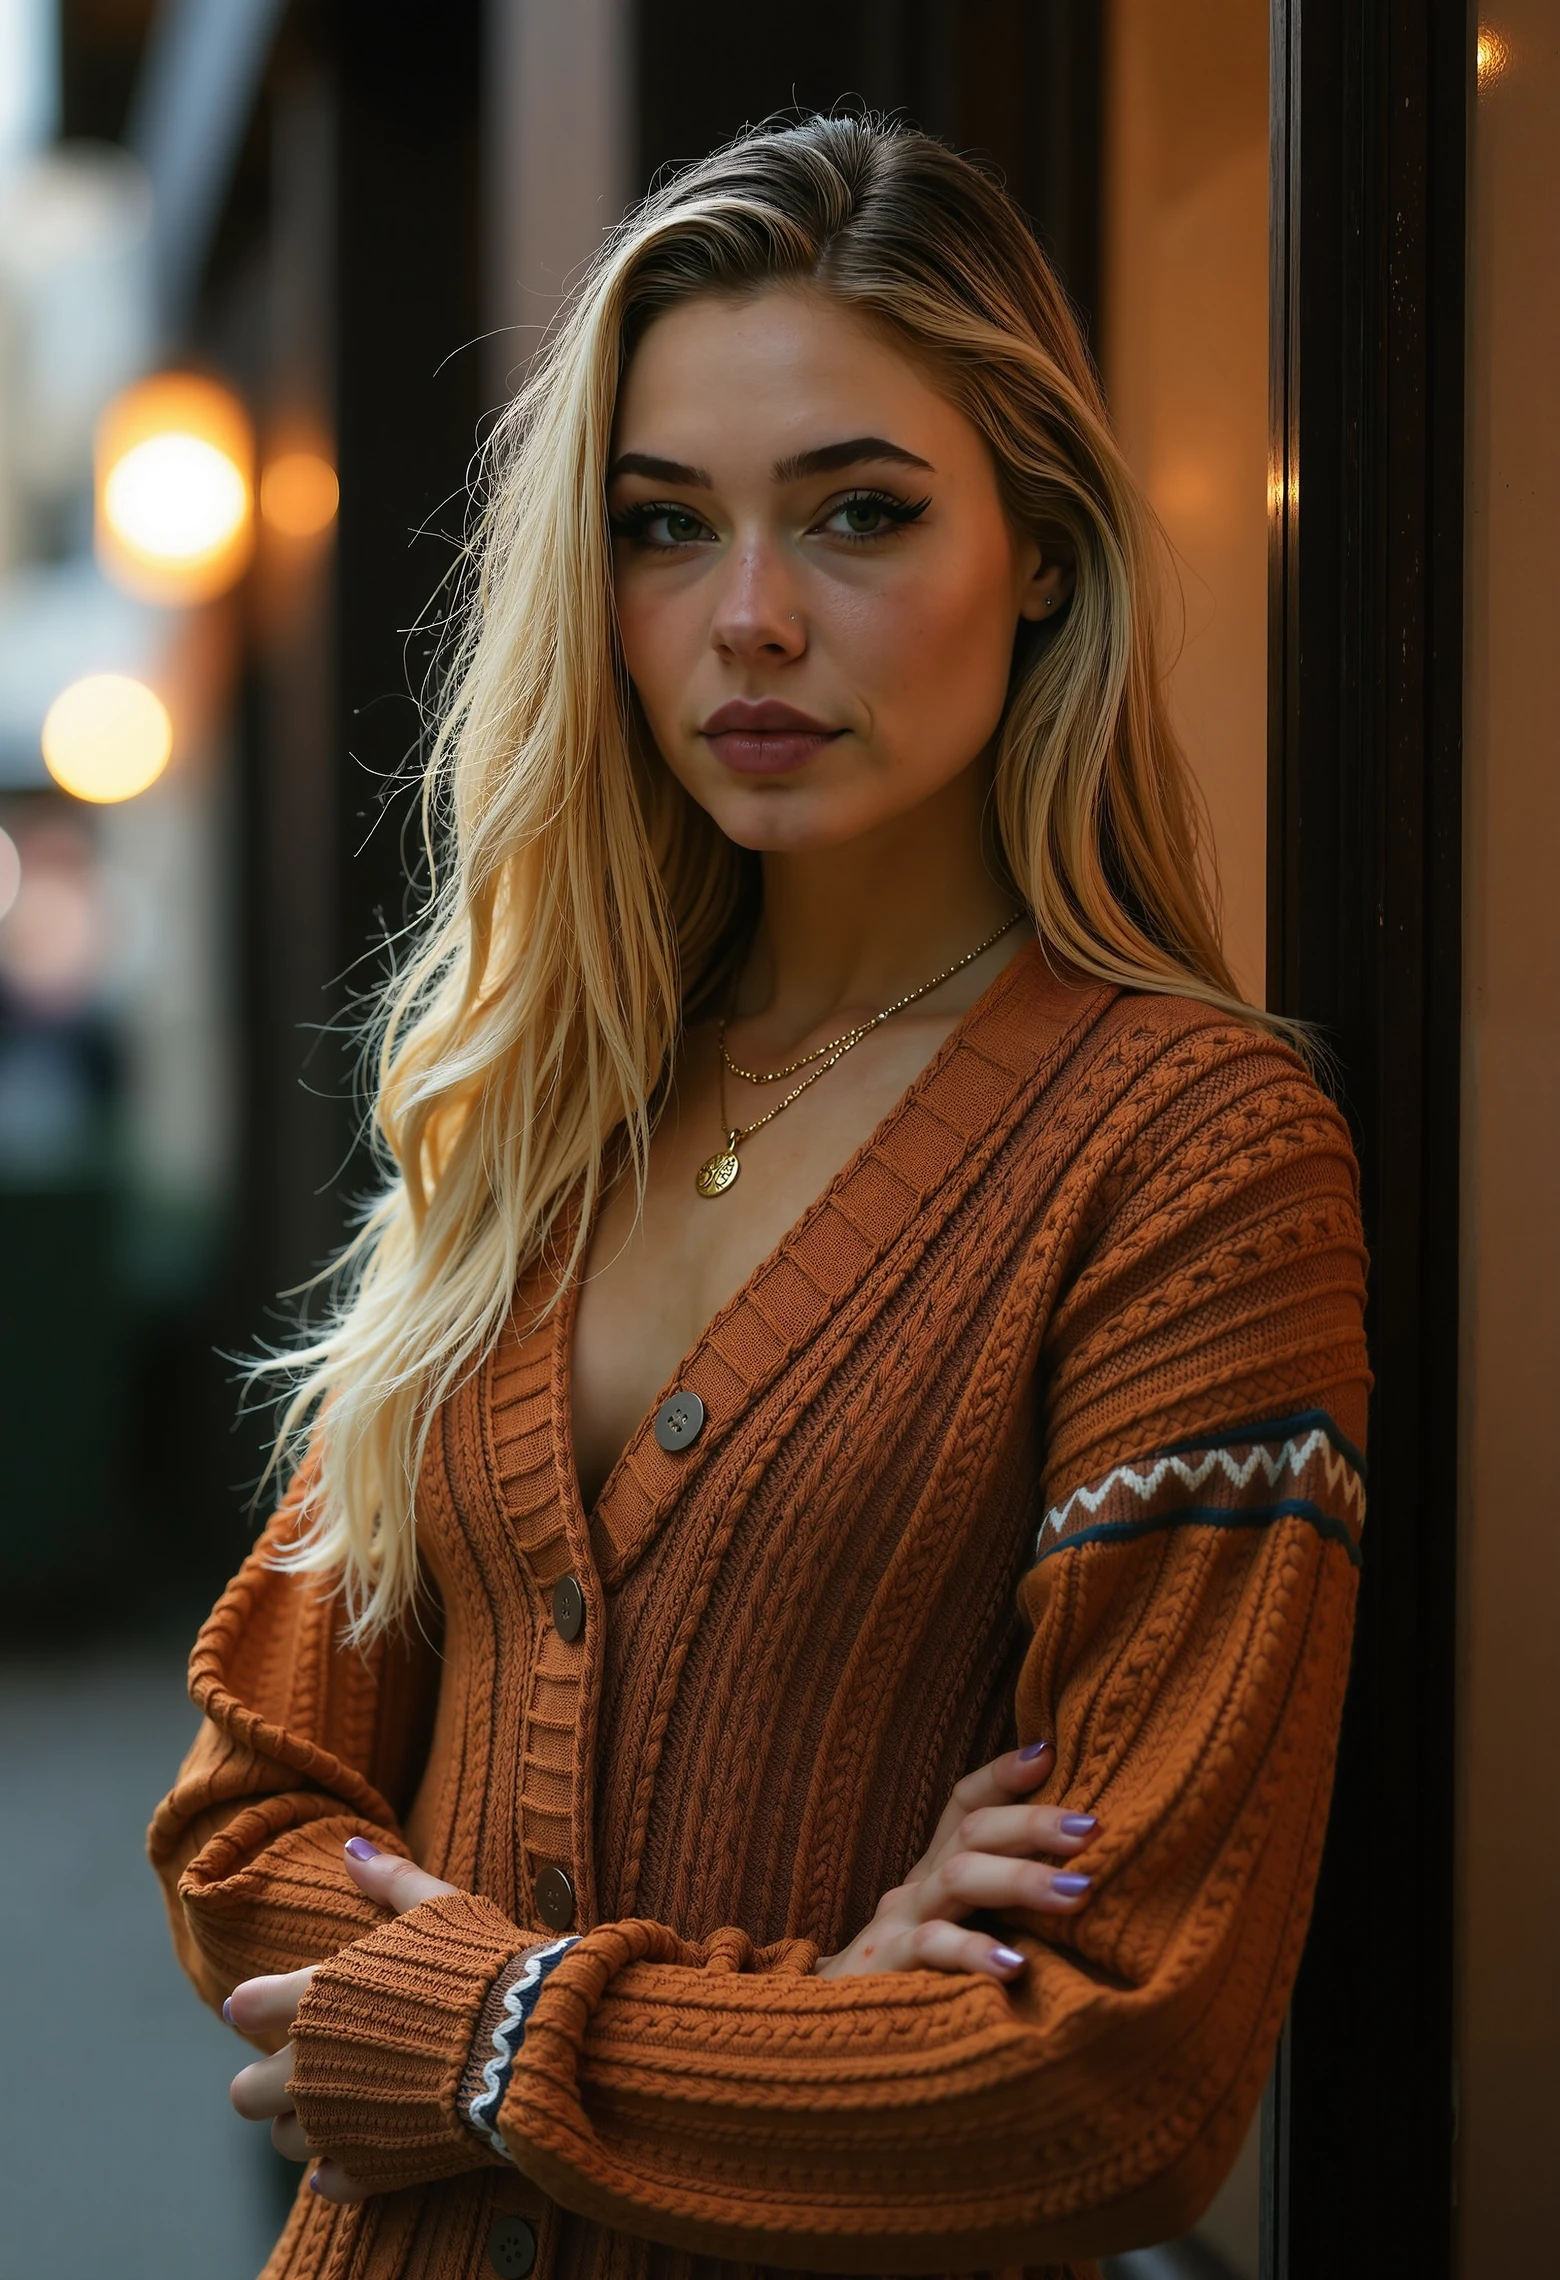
[694,909,1024,1199]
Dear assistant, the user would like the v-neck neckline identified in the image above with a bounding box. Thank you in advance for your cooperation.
[540,939,1106,1581]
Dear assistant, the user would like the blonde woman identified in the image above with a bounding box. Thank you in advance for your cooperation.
[152,117,1369,2280]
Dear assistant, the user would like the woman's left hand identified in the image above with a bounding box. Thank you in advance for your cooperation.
[815,1741,1098,1981]
[226,1843,457,2205]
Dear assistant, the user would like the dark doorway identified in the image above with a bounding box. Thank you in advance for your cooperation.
[1264,3,1466,2273]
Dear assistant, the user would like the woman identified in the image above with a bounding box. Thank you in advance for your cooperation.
[151,116,1369,2280]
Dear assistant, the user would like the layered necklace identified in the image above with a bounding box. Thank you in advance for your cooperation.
[695,909,1024,1199]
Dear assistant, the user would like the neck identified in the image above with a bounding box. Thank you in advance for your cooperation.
[735,761,1020,1035]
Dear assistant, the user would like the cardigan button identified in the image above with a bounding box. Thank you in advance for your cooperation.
[534,1863,576,1931]
[551,1573,585,1642]
[487,2218,537,2277]
[653,1389,705,1451]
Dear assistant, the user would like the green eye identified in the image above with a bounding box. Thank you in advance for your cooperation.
[819,489,932,542]
[609,500,712,547]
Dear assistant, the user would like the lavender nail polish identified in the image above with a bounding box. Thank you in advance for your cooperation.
[1052,1872,1092,1897]
[1060,1814,1097,1837]
[222,1997,234,2025]
[990,1944,1026,1971]
[1018,1739,1052,1762]
[345,1835,381,1861]
[308,2172,324,2195]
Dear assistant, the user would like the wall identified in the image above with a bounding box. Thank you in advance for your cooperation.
[1102,0,1270,1009]
[1457,8,1560,2265]
[1100,5,1271,2269]
[484,0,632,398]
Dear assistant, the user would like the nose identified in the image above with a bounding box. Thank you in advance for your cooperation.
[709,540,806,664]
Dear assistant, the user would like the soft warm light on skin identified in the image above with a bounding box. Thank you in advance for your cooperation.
[261,450,339,537]
[41,673,173,803]
[96,373,254,602]
[608,288,1066,859]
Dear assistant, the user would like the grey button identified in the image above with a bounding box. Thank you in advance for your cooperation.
[534,1863,576,1931]
[653,1389,705,1451]
[551,1572,585,1642]
[487,2218,537,2277]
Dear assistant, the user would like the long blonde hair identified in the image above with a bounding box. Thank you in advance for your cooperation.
[262,113,1267,1636]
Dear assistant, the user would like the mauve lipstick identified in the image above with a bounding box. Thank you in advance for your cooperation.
[701,698,844,775]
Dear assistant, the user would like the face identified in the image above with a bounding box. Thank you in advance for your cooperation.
[607,287,1067,854]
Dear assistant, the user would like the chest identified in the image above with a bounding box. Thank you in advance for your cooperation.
[414,1102,1057,1937]
[570,1012,962,1506]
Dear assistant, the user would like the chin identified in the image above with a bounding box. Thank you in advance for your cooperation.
[703,781,891,855]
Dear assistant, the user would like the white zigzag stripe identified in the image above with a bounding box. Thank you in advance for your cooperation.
[1038,1429,1365,1554]
[468,1935,577,2160]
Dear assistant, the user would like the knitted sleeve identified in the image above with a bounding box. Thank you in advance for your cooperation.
[458,1047,1370,2269]
[146,1464,446,2028]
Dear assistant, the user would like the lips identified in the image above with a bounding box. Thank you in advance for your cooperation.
[700,699,844,776]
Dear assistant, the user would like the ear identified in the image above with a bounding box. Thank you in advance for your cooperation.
[1018,548,1074,624]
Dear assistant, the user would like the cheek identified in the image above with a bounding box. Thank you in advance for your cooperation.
[613,573,697,726]
[837,548,1018,760]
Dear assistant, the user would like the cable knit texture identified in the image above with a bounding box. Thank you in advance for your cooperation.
[149,947,1370,2280]
[286,1892,531,2190]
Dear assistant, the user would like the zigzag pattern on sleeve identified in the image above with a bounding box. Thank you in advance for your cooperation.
[1034,1408,1366,1565]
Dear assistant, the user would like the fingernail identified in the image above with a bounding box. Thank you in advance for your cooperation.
[308,2171,324,2195]
[990,1944,1026,1970]
[1052,1872,1092,1897]
[222,1997,234,2024]
[1018,1739,1052,1762]
[1060,1814,1098,1837]
[344,1836,381,1860]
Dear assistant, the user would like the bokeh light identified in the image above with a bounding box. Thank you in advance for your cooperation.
[0,827,19,924]
[95,372,254,603]
[41,673,172,803]
[105,433,248,562]
[260,449,339,538]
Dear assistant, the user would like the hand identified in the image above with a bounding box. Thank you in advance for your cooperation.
[226,1840,457,2205]
[814,1741,1098,1982]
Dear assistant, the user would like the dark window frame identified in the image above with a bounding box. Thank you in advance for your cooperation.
[1263,3,1467,2272]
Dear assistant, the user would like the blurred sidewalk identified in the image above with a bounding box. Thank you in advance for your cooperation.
[0,1648,291,2279]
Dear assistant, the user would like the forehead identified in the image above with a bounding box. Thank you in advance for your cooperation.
[611,287,963,468]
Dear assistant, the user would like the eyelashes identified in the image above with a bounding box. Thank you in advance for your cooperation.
[608,501,712,546]
[608,488,933,549]
[825,488,932,540]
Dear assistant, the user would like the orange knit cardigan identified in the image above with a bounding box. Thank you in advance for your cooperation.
[150,947,1370,2280]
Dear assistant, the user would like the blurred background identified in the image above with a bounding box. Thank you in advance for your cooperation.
[0,2,1275,2274]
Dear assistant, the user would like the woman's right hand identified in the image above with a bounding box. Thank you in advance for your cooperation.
[814,1741,1098,1983]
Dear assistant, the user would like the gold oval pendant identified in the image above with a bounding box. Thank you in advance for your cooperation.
[696,1148,740,1198]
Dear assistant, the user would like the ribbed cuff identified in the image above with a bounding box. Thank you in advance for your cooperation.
[460,1938,580,2159]
[286,1890,527,2192]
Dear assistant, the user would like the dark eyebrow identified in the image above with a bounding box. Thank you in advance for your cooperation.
[607,451,712,486]
[606,438,935,490]
[771,436,934,483]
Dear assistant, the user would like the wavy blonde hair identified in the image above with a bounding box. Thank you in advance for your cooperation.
[262,113,1268,1636]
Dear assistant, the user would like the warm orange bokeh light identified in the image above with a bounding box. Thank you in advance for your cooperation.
[260,450,339,538]
[41,673,173,803]
[96,373,254,604]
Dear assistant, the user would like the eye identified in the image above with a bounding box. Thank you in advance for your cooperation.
[815,488,932,543]
[609,500,713,548]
